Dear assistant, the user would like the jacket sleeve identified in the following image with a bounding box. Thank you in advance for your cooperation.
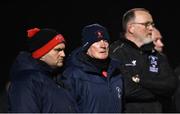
[120,65,156,101]
[139,54,178,97]
[8,79,40,112]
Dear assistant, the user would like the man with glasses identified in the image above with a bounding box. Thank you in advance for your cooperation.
[110,8,177,112]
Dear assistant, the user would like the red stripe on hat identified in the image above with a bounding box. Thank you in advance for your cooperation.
[32,34,65,59]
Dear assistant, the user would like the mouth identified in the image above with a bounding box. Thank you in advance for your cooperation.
[57,59,64,63]
[99,51,106,53]
[99,51,108,54]
[147,33,152,36]
[148,32,152,36]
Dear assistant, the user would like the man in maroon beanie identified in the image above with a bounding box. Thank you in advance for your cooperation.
[8,28,77,112]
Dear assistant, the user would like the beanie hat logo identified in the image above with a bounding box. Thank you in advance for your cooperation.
[27,28,65,59]
[96,31,103,39]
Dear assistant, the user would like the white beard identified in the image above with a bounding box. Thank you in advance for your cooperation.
[143,37,153,44]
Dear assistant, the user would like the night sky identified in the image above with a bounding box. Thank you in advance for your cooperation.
[1,0,180,88]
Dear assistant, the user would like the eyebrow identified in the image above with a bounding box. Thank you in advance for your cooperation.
[54,48,65,51]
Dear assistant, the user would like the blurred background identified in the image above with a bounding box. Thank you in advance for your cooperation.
[0,1,180,111]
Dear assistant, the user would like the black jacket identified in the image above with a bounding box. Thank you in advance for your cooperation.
[110,37,177,112]
[174,66,180,112]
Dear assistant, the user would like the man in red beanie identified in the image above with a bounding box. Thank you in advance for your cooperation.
[8,28,77,112]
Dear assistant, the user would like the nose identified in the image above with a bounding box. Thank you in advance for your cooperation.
[60,50,65,57]
[99,40,108,47]
[159,40,164,47]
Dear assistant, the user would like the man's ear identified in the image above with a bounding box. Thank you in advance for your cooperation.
[128,24,135,34]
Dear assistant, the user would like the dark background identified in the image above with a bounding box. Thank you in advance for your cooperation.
[0,0,180,89]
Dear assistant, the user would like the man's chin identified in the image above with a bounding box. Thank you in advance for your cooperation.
[57,63,63,67]
[144,38,153,44]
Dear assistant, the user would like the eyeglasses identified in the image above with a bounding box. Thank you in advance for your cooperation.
[132,21,155,28]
